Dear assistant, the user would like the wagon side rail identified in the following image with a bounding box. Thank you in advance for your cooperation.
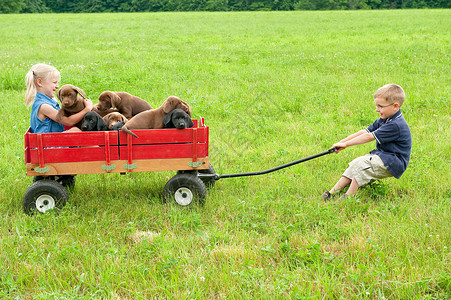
[24,118,210,176]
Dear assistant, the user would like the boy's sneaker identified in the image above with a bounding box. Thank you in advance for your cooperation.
[321,190,335,201]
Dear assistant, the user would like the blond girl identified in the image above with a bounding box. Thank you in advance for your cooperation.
[25,63,92,133]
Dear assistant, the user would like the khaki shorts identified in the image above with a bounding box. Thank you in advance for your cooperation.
[342,154,391,187]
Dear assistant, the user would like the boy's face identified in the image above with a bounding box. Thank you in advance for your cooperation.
[374,97,399,119]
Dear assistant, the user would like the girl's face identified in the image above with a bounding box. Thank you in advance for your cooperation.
[37,73,59,99]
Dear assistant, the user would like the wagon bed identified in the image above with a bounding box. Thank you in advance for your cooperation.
[25,118,210,176]
[23,118,214,214]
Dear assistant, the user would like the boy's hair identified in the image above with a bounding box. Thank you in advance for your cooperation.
[374,83,405,106]
[25,63,60,108]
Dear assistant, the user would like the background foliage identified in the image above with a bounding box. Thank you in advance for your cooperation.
[1,0,450,13]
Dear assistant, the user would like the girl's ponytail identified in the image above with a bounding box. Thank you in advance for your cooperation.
[25,69,36,108]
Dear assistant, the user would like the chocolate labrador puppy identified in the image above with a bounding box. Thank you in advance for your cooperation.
[55,84,87,126]
[102,112,128,130]
[163,108,194,129]
[81,111,108,131]
[91,105,120,118]
[97,91,152,119]
[121,96,191,138]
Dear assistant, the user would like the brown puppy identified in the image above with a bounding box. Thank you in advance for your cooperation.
[91,105,120,118]
[121,96,191,138]
[102,112,128,130]
[97,91,152,119]
[55,84,87,124]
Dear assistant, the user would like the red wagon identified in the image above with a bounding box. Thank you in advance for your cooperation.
[23,118,215,215]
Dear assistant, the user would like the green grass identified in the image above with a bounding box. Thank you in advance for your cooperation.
[1,10,450,298]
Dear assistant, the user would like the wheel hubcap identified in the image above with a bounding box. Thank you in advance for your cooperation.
[174,187,193,206]
[36,195,56,213]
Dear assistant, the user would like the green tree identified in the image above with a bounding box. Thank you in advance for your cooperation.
[4,0,448,13]
[130,0,166,11]
[204,0,229,10]
[21,0,50,12]
[0,0,26,13]
[294,0,315,10]
[272,0,294,9]
[44,0,77,13]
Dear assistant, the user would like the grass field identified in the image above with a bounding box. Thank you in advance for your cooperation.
[0,9,450,298]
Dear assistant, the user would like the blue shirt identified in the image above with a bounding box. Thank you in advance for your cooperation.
[366,110,411,179]
[30,92,64,133]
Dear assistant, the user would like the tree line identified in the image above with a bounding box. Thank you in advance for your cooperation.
[1,0,449,13]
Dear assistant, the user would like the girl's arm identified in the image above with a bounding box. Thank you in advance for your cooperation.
[39,99,93,127]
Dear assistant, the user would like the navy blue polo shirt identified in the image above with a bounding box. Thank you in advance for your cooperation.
[366,110,411,179]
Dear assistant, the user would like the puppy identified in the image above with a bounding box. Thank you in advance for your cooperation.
[102,112,128,130]
[97,91,152,119]
[163,108,194,129]
[121,96,191,138]
[91,105,120,118]
[111,121,126,131]
[55,84,87,126]
[81,111,108,131]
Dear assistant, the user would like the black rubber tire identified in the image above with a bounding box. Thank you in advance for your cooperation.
[162,173,207,206]
[23,180,69,215]
[198,163,216,189]
[33,175,76,189]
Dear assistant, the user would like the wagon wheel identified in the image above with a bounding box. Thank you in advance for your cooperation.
[23,180,69,215]
[34,175,76,190]
[198,163,216,189]
[177,164,216,189]
[163,173,207,206]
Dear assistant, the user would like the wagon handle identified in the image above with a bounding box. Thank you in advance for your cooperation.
[199,148,338,181]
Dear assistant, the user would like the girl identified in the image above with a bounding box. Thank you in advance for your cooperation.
[25,63,93,133]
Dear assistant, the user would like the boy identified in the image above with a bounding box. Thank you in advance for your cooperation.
[322,83,411,200]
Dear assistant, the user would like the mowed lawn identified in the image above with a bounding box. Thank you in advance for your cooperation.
[0,10,450,298]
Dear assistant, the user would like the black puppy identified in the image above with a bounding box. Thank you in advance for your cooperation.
[163,108,194,129]
[81,111,108,131]
[111,121,125,131]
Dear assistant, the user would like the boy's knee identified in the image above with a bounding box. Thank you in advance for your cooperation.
[343,154,391,187]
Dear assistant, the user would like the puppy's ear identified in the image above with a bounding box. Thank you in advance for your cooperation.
[98,120,108,131]
[102,114,110,124]
[163,110,174,127]
[162,96,180,113]
[103,113,114,124]
[182,102,192,117]
[110,93,122,108]
[187,116,194,128]
[73,86,86,99]
[57,87,63,101]
[174,99,191,117]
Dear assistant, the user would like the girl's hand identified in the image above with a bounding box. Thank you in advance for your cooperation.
[84,98,93,111]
